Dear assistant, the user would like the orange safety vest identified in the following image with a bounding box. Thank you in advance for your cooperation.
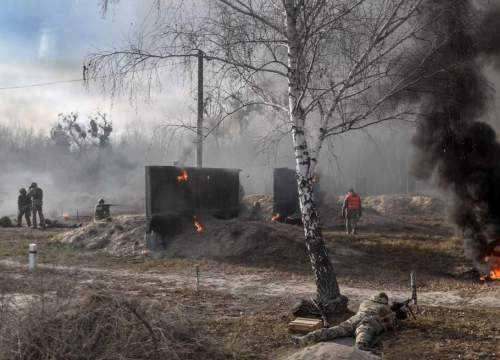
[345,193,361,210]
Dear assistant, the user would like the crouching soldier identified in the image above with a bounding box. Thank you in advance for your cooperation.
[17,188,32,227]
[94,198,111,221]
[292,292,396,350]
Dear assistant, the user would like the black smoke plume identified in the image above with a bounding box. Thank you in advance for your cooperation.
[405,0,500,268]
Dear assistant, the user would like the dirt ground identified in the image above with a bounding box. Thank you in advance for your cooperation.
[0,203,499,359]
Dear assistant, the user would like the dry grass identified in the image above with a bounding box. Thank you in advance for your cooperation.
[0,227,126,269]
[381,306,500,359]
[0,266,294,360]
[0,290,231,360]
[323,230,494,293]
[1,219,500,359]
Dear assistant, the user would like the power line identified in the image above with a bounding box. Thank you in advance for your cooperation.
[0,78,85,90]
[0,63,175,91]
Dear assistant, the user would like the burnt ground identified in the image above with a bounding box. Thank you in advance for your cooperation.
[0,211,499,359]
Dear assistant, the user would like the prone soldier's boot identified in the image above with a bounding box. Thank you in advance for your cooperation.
[355,342,369,351]
[291,328,334,348]
[291,334,315,348]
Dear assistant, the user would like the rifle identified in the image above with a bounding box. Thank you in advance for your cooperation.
[391,271,418,321]
[390,298,416,320]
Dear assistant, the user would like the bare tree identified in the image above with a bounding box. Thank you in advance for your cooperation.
[51,112,113,152]
[87,0,443,314]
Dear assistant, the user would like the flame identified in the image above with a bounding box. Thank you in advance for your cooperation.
[480,255,500,281]
[177,170,188,182]
[193,217,202,233]
[271,213,281,222]
[62,213,70,220]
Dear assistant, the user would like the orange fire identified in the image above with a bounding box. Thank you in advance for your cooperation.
[271,213,281,222]
[193,217,203,233]
[480,256,500,281]
[177,170,188,182]
[62,213,70,220]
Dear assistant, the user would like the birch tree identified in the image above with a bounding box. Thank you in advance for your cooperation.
[87,0,439,314]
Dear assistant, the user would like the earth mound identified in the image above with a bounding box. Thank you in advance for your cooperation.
[52,214,307,265]
[282,340,380,360]
[361,194,446,216]
[52,215,146,257]
[161,217,306,265]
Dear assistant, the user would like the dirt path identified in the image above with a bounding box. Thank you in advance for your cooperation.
[2,259,499,309]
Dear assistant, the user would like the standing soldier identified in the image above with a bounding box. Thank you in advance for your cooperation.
[17,188,31,227]
[342,188,362,235]
[28,182,45,229]
[94,198,111,221]
[292,292,397,350]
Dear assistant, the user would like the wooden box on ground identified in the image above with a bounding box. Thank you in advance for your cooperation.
[288,317,323,333]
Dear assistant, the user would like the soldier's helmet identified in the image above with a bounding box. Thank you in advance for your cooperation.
[372,292,389,304]
[98,198,105,204]
[30,182,37,189]
[19,188,26,194]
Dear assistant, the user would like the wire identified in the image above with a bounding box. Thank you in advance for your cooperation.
[0,62,176,91]
[0,78,85,90]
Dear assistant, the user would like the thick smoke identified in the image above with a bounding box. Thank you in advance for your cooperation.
[407,0,500,266]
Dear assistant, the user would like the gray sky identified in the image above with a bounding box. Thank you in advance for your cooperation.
[0,0,188,131]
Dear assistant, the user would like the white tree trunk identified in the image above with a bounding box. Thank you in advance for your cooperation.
[285,0,346,311]
[291,115,344,308]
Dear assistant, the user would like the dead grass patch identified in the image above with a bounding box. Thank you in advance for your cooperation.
[381,306,500,359]
[0,290,231,360]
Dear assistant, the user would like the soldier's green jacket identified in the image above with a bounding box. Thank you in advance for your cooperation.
[295,294,396,349]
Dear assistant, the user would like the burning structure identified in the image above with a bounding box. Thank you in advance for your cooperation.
[272,168,322,224]
[145,166,240,250]
[272,168,299,223]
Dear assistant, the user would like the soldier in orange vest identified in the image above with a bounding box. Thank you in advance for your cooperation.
[342,188,362,234]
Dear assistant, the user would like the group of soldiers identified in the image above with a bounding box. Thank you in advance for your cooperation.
[13,181,392,351]
[17,182,45,228]
[17,182,112,228]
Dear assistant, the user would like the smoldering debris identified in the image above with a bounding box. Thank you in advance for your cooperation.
[402,0,500,266]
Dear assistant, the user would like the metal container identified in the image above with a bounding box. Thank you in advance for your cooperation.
[145,166,241,250]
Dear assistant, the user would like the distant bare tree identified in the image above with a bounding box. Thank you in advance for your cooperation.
[51,112,113,152]
[87,0,444,314]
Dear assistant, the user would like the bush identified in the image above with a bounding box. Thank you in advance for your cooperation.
[0,291,229,360]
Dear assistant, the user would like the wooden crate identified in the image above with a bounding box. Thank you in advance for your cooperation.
[288,317,323,333]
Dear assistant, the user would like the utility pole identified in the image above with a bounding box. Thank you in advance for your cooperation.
[196,49,204,168]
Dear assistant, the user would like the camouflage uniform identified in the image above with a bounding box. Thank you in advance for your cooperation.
[94,199,111,221]
[293,293,396,350]
[17,189,32,227]
[28,183,45,228]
